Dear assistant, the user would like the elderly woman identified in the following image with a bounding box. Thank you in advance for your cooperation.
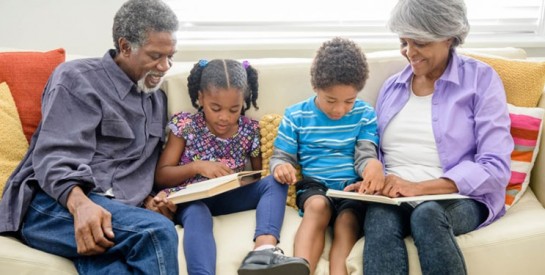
[347,0,514,274]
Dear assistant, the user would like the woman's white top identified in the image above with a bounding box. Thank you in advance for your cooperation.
[381,89,443,183]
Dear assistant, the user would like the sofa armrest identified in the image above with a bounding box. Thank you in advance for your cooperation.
[530,91,545,207]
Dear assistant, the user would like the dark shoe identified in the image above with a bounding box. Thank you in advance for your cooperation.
[238,247,310,275]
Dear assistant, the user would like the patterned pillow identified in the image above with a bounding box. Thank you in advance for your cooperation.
[259,114,300,209]
[506,104,545,209]
[0,82,29,199]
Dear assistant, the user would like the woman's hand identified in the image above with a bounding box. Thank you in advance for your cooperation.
[381,174,422,197]
[143,191,177,220]
[273,163,298,185]
[195,161,234,179]
[358,159,385,194]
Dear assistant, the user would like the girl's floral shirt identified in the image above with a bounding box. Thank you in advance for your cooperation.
[168,111,260,187]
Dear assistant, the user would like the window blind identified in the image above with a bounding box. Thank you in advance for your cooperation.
[164,0,545,46]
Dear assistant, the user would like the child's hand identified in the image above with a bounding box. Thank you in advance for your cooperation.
[273,163,297,185]
[343,181,361,192]
[358,159,384,194]
[197,161,234,179]
[144,191,177,220]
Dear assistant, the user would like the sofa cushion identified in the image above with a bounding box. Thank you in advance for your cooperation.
[0,82,29,198]
[259,113,299,208]
[348,189,545,274]
[506,104,544,208]
[0,48,65,143]
[0,236,76,275]
[176,207,308,274]
[466,53,545,107]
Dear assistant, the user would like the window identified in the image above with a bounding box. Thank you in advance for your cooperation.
[164,0,545,58]
[466,0,545,46]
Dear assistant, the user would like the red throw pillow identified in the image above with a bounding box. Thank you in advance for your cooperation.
[0,48,65,143]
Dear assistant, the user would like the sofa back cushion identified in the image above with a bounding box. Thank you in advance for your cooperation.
[163,48,528,120]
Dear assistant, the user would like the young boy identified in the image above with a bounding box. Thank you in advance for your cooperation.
[269,37,384,275]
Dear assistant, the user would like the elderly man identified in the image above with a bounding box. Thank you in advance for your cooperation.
[0,0,181,273]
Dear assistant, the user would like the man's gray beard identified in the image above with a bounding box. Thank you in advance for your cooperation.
[137,73,164,93]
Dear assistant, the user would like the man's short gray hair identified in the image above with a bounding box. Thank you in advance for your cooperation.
[112,0,179,52]
[388,0,469,48]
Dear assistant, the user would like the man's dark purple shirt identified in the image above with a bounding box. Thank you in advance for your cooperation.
[0,50,167,232]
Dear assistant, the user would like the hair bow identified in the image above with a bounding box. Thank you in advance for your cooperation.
[242,60,250,69]
[198,59,208,67]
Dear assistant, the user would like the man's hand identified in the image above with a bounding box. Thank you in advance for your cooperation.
[273,163,297,185]
[67,187,115,256]
[143,191,177,220]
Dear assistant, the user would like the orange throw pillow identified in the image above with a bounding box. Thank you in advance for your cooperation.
[0,48,65,143]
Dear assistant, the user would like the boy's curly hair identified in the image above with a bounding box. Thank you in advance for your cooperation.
[311,37,369,91]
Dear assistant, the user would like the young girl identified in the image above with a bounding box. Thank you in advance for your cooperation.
[153,59,309,275]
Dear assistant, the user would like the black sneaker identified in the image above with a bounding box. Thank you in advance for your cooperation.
[237,247,310,275]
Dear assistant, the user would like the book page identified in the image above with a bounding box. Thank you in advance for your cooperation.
[166,170,264,204]
[394,193,469,203]
[238,170,263,185]
[326,189,468,205]
[183,173,238,192]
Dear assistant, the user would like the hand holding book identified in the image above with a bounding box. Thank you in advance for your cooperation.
[358,159,385,194]
[336,175,467,205]
[166,170,263,204]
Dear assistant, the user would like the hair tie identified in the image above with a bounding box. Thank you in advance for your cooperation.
[198,59,208,67]
[242,60,250,69]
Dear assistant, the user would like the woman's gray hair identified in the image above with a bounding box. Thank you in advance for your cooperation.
[388,0,469,48]
[112,0,179,52]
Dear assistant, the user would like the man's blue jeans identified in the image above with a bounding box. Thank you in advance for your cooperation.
[176,175,288,275]
[20,190,179,275]
[363,199,488,275]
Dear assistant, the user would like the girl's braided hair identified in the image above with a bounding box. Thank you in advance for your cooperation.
[187,59,259,115]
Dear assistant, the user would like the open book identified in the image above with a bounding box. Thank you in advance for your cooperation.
[167,170,263,204]
[326,189,469,206]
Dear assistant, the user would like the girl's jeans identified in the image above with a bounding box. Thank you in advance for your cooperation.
[176,175,288,275]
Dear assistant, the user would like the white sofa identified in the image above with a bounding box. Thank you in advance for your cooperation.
[1,47,545,274]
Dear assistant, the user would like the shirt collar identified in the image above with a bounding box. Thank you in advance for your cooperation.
[440,50,461,86]
[102,49,137,99]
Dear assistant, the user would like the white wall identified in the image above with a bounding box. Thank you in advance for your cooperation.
[0,0,544,59]
[0,0,126,57]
